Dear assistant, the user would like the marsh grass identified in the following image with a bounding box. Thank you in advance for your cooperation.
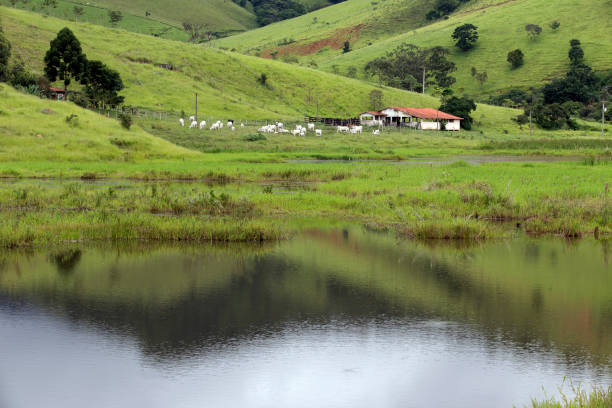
[526,381,612,408]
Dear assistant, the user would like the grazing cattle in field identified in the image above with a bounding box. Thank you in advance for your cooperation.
[315,129,322,136]
[373,129,380,135]
[277,122,284,129]
[231,126,236,131]
[189,116,195,122]
[199,120,207,129]
[291,129,301,136]
[307,123,315,130]
[189,120,198,129]
[241,123,245,128]
[337,126,349,133]
[227,121,233,128]
[353,126,363,134]
[179,118,185,127]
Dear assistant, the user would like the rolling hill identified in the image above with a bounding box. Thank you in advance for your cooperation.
[217,0,612,97]
[0,85,196,161]
[1,6,519,129]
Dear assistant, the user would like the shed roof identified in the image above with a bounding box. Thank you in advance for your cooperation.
[49,87,66,93]
[386,107,462,120]
[360,111,387,116]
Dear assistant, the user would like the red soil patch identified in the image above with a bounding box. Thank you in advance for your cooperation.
[261,24,364,58]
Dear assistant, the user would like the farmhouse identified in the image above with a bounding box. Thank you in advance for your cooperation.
[359,111,387,126]
[379,107,462,130]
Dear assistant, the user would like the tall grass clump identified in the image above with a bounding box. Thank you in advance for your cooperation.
[527,382,611,407]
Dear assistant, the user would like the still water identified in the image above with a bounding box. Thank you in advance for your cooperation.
[0,228,610,408]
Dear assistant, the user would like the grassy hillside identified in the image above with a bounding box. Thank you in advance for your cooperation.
[217,0,435,57]
[1,6,519,129]
[0,0,257,39]
[0,85,196,161]
[218,0,612,97]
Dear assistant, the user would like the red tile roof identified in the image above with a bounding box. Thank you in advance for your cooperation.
[49,87,66,93]
[387,107,462,120]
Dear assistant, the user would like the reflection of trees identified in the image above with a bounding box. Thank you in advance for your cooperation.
[0,234,610,369]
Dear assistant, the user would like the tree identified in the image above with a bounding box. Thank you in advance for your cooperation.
[42,0,58,8]
[507,49,524,69]
[451,24,478,51]
[0,20,11,82]
[82,60,124,107]
[475,71,488,87]
[369,89,384,111]
[342,41,351,53]
[439,96,477,129]
[182,22,205,43]
[568,39,584,66]
[550,20,560,31]
[73,6,85,22]
[525,24,542,40]
[108,11,122,26]
[364,43,456,92]
[44,27,87,92]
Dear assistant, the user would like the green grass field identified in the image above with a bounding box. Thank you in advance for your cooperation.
[217,0,612,98]
[3,6,526,127]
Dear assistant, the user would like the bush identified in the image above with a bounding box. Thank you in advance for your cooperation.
[119,113,132,130]
[65,113,79,127]
[245,133,267,142]
[69,91,90,108]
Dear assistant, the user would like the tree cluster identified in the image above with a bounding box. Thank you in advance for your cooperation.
[43,27,124,107]
[250,0,306,26]
[0,19,37,91]
[365,43,456,92]
[426,0,471,20]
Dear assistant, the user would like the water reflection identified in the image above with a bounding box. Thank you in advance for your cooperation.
[0,230,610,408]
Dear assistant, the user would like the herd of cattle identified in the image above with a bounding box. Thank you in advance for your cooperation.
[178,117,380,135]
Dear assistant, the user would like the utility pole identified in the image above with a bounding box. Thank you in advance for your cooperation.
[603,102,607,140]
[195,93,198,122]
[422,67,426,95]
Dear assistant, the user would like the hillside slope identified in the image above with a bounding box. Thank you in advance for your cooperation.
[2,6,519,129]
[218,0,612,97]
[0,0,258,37]
[0,85,196,161]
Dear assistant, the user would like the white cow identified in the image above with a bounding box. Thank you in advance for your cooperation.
[276,122,284,129]
[353,126,363,134]
[189,120,198,129]
[227,121,233,128]
[231,126,236,131]
[373,129,380,135]
[199,120,207,129]
[179,118,185,127]
[241,123,245,128]
[337,126,349,133]
[315,129,322,136]
[189,116,195,122]
[307,123,315,130]
[291,129,301,136]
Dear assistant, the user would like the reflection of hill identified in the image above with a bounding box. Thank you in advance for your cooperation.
[0,232,610,367]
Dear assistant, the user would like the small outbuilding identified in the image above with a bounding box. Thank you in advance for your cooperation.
[48,87,67,101]
[359,111,387,126]
[379,107,462,131]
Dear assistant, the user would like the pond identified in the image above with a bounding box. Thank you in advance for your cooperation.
[0,228,610,408]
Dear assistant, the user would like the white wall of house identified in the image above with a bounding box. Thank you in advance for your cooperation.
[444,120,461,131]
[420,121,440,130]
